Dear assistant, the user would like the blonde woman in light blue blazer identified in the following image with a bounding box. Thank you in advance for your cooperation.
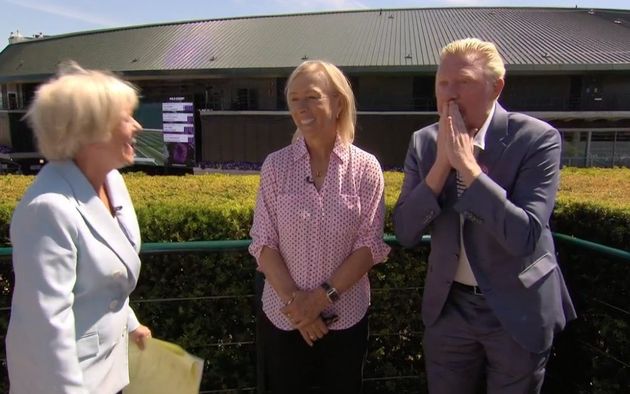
[6,61,151,394]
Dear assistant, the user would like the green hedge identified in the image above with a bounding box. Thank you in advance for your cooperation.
[0,168,629,393]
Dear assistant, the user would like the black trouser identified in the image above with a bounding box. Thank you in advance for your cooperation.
[260,313,369,394]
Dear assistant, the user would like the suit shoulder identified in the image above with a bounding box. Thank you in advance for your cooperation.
[407,122,439,154]
[411,122,439,140]
[15,189,75,218]
[18,167,73,208]
[508,112,555,132]
[410,123,438,147]
[11,186,78,242]
[507,112,559,144]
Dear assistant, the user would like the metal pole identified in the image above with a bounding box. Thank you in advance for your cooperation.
[585,130,592,167]
[611,131,617,167]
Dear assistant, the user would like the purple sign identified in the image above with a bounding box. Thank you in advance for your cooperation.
[162,97,195,166]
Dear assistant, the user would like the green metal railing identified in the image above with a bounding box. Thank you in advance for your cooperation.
[3,233,625,260]
[0,233,628,393]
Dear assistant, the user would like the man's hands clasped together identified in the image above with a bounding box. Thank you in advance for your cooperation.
[437,100,483,187]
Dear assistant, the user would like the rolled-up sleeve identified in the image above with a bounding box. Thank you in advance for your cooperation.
[249,156,280,264]
[352,156,390,264]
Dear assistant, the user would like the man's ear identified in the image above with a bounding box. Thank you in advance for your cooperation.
[493,78,505,100]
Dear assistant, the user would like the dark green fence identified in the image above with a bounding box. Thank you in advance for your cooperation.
[0,234,628,393]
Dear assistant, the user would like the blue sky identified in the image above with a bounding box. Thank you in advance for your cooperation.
[1,0,628,51]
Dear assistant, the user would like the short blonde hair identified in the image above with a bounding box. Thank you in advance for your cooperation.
[25,61,139,161]
[286,60,356,145]
[440,38,506,82]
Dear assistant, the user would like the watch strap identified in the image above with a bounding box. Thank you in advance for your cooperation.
[321,282,340,303]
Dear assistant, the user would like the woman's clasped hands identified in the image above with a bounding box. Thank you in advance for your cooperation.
[281,289,331,347]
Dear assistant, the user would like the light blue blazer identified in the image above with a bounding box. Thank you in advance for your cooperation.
[6,161,142,394]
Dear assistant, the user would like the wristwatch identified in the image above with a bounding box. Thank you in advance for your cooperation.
[321,282,340,303]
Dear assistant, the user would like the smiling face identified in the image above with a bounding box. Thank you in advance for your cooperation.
[93,105,142,169]
[435,53,504,131]
[286,69,341,141]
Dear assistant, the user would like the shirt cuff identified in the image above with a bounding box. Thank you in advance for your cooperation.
[354,237,390,264]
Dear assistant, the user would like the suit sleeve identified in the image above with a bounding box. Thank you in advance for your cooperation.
[456,127,561,257]
[9,196,89,393]
[393,133,442,247]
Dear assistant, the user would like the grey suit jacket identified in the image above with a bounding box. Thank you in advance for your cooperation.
[7,161,142,394]
[393,104,576,353]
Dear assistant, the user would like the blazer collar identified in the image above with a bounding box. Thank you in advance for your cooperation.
[476,103,509,175]
[51,161,141,283]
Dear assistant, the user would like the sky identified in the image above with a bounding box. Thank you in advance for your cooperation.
[1,0,628,52]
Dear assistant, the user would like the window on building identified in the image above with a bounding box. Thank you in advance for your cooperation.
[8,93,17,110]
[234,88,259,110]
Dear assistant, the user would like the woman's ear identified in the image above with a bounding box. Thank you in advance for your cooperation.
[334,96,343,119]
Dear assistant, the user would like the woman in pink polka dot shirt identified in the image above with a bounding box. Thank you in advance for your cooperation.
[249,60,390,393]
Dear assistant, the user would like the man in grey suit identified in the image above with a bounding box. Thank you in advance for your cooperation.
[393,38,576,393]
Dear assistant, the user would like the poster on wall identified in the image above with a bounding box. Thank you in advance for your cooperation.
[162,97,196,167]
[131,102,166,166]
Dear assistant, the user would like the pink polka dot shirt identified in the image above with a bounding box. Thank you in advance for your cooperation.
[249,136,390,331]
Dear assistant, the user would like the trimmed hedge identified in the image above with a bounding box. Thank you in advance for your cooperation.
[2,168,630,245]
[0,168,629,393]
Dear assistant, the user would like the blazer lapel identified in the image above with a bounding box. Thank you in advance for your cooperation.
[106,170,141,254]
[54,161,141,284]
[477,103,509,175]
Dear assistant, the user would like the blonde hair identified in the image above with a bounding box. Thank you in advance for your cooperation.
[440,38,506,82]
[25,60,139,161]
[285,60,356,145]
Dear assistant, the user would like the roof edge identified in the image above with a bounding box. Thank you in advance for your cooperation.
[4,6,630,49]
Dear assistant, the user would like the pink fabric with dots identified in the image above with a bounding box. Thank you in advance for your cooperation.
[249,136,390,331]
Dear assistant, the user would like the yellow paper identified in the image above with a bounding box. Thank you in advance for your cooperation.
[124,337,204,394]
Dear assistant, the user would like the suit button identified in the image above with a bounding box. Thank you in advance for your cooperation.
[109,300,119,310]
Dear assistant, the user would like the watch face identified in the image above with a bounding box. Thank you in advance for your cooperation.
[327,287,339,302]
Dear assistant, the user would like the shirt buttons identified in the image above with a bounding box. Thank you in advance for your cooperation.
[113,270,124,279]
[109,300,119,310]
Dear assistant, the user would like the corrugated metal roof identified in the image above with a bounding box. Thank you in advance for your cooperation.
[1,7,629,82]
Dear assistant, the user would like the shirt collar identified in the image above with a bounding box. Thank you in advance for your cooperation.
[473,102,496,151]
[292,134,349,163]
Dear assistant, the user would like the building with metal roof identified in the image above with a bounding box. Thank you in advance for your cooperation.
[1,7,629,170]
